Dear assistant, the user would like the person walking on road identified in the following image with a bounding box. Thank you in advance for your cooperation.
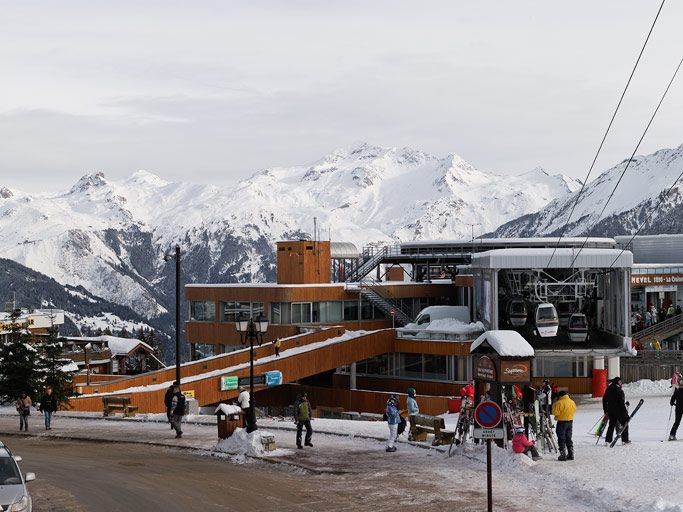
[669,385,683,441]
[164,381,178,429]
[170,385,186,439]
[385,394,400,452]
[39,386,57,430]
[15,391,31,432]
[603,377,630,445]
[295,392,313,449]
[552,390,577,461]
[274,338,282,357]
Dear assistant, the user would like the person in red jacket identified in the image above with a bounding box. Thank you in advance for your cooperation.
[512,426,542,461]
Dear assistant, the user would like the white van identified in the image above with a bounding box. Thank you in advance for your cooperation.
[413,306,470,326]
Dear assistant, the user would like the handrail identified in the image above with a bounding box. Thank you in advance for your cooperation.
[633,313,683,340]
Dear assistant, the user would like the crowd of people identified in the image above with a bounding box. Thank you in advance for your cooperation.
[632,302,681,333]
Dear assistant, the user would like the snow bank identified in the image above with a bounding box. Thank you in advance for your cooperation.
[622,379,674,397]
[424,318,485,333]
[215,404,241,415]
[470,330,534,357]
[214,428,274,457]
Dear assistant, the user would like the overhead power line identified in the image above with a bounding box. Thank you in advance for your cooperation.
[546,0,667,268]
[570,55,683,269]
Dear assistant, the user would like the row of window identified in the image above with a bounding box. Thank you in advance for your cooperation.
[633,266,683,275]
[189,297,454,324]
[339,353,468,382]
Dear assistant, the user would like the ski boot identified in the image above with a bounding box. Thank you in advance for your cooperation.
[557,449,567,461]
[567,448,574,460]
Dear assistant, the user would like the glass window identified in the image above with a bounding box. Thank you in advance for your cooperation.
[0,455,21,485]
[222,302,251,322]
[190,301,215,321]
[252,302,264,318]
[270,303,281,324]
[537,305,558,321]
[292,302,312,323]
[541,357,573,377]
[364,355,389,375]
[191,343,215,361]
[361,300,374,320]
[423,355,448,380]
[343,301,359,321]
[398,353,423,379]
[417,314,430,325]
[318,301,343,323]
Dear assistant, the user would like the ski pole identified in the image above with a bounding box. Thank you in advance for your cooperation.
[665,405,673,441]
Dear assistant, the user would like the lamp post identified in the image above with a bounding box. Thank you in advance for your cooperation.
[164,245,182,385]
[84,343,92,385]
[235,314,268,433]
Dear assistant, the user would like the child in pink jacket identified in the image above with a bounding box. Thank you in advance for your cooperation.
[512,427,542,461]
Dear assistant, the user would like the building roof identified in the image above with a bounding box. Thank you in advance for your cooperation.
[470,330,535,357]
[471,248,633,269]
[330,242,359,259]
[400,237,616,248]
[66,335,154,356]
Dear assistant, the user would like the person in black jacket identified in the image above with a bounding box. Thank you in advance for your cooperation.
[170,385,186,439]
[669,386,683,441]
[603,376,630,444]
[164,381,178,429]
[39,386,58,430]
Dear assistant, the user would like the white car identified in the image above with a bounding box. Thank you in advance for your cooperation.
[0,442,35,512]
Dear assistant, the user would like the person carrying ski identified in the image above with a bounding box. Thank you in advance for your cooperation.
[537,379,552,423]
[603,376,630,445]
[552,390,576,461]
[295,392,313,449]
[669,385,683,441]
[385,394,400,452]
[512,426,542,461]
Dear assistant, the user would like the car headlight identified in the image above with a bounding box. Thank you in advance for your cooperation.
[10,495,29,512]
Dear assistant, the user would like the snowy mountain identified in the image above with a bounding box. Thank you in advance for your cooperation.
[491,143,683,238]
[0,142,581,324]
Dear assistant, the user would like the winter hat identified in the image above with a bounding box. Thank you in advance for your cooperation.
[514,426,525,434]
[558,390,567,397]
[407,388,416,398]
[612,376,622,384]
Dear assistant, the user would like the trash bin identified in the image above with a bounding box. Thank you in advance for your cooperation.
[447,397,462,414]
[215,404,244,439]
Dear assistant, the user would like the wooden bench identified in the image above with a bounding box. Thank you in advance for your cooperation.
[409,414,454,446]
[102,396,139,417]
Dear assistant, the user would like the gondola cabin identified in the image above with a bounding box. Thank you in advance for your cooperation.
[567,313,589,343]
[534,303,559,338]
[507,299,527,327]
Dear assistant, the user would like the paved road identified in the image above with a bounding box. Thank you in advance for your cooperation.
[4,435,497,512]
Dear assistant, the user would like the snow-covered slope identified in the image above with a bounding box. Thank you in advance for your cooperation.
[0,142,580,318]
[492,143,683,238]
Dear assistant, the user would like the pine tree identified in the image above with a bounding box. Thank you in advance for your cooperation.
[0,311,38,402]
[102,327,112,336]
[36,326,75,407]
[118,327,129,338]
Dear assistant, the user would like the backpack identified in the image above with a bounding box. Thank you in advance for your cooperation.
[174,394,186,416]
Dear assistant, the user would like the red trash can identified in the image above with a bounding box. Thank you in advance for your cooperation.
[448,397,462,413]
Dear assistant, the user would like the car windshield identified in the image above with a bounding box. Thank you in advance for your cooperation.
[417,314,430,325]
[0,455,21,485]
[537,307,557,321]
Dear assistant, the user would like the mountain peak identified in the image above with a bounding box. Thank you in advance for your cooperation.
[126,170,168,187]
[70,172,108,194]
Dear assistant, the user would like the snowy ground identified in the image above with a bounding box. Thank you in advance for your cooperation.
[1,380,680,511]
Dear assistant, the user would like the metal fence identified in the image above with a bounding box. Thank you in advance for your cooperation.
[621,350,683,382]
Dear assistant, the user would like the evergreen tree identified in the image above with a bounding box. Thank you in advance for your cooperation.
[118,327,129,338]
[102,327,112,336]
[94,327,103,336]
[36,327,75,406]
[0,311,38,402]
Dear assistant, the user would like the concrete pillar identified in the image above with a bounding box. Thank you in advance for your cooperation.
[607,356,620,380]
[350,362,357,390]
[593,356,605,370]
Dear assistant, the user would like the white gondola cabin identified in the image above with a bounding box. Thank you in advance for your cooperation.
[535,303,559,338]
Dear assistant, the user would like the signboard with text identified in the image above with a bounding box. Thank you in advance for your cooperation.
[220,376,238,391]
[499,360,530,383]
[475,355,497,382]
[631,274,683,287]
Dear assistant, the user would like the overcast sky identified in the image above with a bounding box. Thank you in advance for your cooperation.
[1,0,682,192]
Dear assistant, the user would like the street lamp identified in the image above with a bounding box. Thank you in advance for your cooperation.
[84,343,92,385]
[235,313,268,433]
[164,245,182,385]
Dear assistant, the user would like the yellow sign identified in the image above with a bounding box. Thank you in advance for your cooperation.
[181,390,195,399]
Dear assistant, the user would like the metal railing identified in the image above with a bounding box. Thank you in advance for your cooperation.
[632,313,683,342]
[358,277,413,326]
[396,328,483,342]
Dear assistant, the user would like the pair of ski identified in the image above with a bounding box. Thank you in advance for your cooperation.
[592,399,644,447]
